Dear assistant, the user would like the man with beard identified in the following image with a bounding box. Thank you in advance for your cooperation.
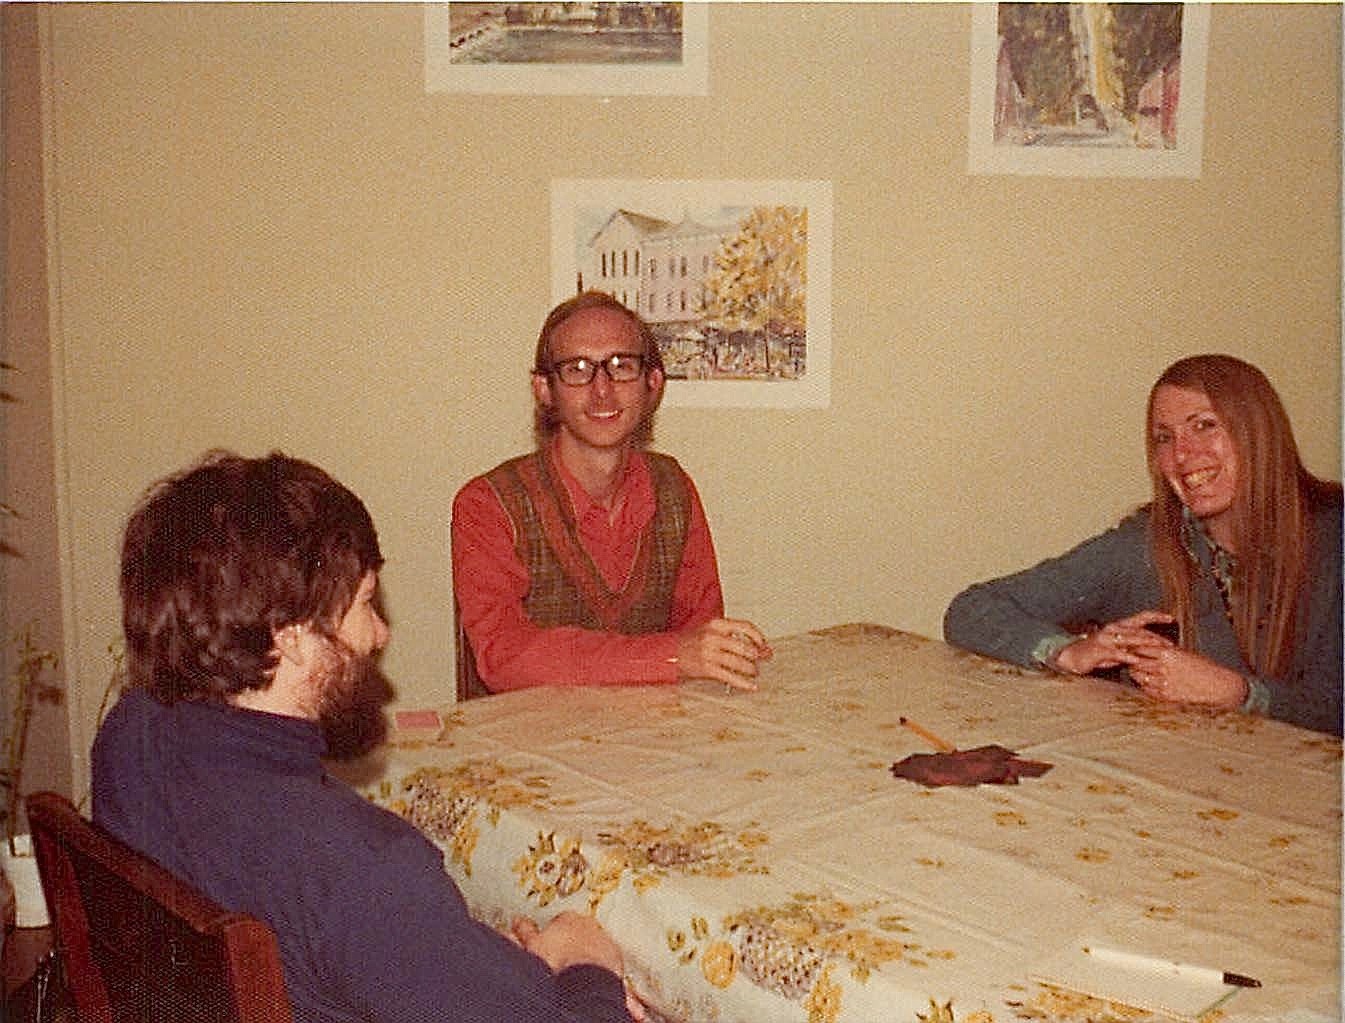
[93,451,640,1023]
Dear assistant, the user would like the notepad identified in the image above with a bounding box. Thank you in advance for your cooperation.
[1031,944,1246,1022]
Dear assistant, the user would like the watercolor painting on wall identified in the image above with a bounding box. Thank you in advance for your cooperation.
[551,179,833,409]
[425,2,708,95]
[968,2,1209,177]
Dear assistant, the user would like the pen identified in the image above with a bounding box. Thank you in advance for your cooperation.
[1083,945,1261,989]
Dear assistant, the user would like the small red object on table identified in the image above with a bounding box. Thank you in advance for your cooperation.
[891,745,1053,787]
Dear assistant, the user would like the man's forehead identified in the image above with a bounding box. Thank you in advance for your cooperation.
[550,306,641,353]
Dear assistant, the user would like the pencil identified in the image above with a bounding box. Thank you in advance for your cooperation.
[899,716,956,753]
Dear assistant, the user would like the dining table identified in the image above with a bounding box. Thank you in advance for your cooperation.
[333,624,1341,1023]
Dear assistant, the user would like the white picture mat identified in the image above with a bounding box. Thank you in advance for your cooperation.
[967,3,1210,179]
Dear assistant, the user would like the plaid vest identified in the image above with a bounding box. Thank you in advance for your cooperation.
[458,451,692,698]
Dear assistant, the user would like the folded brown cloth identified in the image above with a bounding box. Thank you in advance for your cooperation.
[890,745,1053,787]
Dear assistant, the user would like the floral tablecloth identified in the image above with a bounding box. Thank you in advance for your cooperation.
[335,625,1341,1023]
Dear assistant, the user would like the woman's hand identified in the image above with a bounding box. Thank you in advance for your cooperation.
[1051,611,1248,709]
[1051,610,1176,675]
[1127,644,1248,709]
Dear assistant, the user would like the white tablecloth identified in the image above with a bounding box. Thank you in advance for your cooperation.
[337,625,1341,1023]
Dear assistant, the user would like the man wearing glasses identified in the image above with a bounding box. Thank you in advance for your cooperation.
[452,291,770,697]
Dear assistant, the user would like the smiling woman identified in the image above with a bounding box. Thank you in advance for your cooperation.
[1149,385,1238,544]
[943,354,1343,737]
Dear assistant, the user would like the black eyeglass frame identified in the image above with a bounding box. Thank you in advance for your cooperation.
[540,352,649,387]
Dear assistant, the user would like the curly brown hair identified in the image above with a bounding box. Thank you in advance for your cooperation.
[120,450,383,704]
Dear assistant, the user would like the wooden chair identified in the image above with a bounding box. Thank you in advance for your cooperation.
[24,791,292,1023]
[455,601,491,702]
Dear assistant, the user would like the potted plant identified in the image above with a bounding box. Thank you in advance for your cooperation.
[0,357,67,929]
[0,624,62,929]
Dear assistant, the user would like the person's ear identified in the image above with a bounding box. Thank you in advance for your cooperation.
[531,370,553,410]
[273,623,309,667]
[646,367,665,409]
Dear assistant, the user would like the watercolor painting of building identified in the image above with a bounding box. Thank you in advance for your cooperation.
[574,204,808,384]
[425,3,707,95]
[552,179,831,408]
[445,3,684,65]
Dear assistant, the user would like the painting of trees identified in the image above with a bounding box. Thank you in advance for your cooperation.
[699,206,807,374]
[996,3,1083,125]
[996,2,1182,141]
[1108,4,1183,117]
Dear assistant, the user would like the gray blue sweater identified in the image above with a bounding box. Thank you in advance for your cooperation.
[944,493,1342,736]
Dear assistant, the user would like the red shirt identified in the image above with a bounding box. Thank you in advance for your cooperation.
[451,447,724,690]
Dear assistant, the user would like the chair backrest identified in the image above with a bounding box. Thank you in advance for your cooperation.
[25,791,293,1023]
[455,600,491,702]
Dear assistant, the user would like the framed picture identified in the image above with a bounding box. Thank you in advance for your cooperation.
[550,179,833,410]
[425,2,708,96]
[968,3,1210,178]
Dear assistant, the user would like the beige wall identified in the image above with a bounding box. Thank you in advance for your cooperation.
[30,3,1341,792]
[3,6,71,813]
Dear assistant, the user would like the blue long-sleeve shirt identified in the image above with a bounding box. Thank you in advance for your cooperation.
[92,688,632,1023]
[944,494,1342,736]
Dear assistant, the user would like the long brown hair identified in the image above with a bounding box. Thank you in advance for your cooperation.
[1145,355,1338,678]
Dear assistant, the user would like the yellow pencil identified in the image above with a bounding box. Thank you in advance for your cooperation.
[899,716,956,753]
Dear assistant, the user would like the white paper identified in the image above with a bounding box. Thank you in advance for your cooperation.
[1031,944,1242,1022]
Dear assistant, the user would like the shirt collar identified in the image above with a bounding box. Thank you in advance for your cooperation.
[171,691,329,772]
[1181,506,1236,579]
[546,439,646,519]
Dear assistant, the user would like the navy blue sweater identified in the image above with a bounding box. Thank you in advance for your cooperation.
[92,688,631,1023]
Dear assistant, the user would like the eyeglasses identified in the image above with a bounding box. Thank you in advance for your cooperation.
[544,353,647,387]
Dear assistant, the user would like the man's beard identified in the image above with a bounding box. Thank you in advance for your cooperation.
[312,635,393,760]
